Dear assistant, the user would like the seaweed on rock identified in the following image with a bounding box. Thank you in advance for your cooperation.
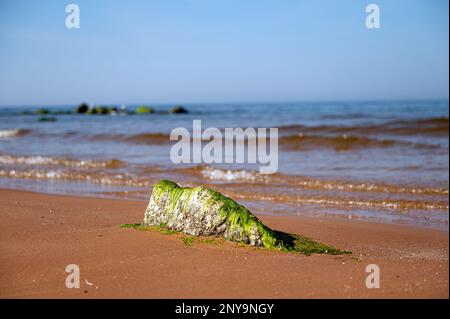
[136,180,350,255]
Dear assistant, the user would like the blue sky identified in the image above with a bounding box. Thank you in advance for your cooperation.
[0,0,448,106]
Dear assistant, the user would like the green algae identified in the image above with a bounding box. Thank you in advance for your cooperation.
[162,229,178,235]
[207,187,284,250]
[120,221,349,255]
[280,232,350,256]
[121,223,219,247]
[120,223,177,235]
[182,236,194,246]
[34,108,49,115]
[135,106,154,114]
[120,223,141,228]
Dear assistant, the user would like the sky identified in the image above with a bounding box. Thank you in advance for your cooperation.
[0,0,448,106]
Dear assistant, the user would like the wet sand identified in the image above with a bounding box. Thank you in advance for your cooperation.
[0,188,447,298]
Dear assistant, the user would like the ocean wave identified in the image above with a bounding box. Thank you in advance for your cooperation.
[90,132,170,145]
[176,166,448,196]
[279,117,449,137]
[200,166,265,182]
[0,128,30,138]
[229,191,449,211]
[277,176,448,196]
[279,134,394,151]
[278,133,438,151]
[0,165,447,212]
[124,133,170,144]
[0,154,124,169]
[320,113,367,120]
[9,116,446,147]
[0,169,151,187]
[2,153,446,197]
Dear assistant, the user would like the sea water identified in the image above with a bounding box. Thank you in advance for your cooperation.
[0,100,448,229]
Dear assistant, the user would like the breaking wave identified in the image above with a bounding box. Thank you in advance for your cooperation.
[184,166,449,196]
[0,168,152,188]
[90,132,170,145]
[228,191,449,212]
[0,154,124,169]
[0,128,30,138]
[200,166,264,182]
[0,163,447,215]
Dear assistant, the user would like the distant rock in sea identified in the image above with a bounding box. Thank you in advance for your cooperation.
[135,106,155,114]
[86,106,110,115]
[34,108,49,115]
[169,105,188,114]
[76,103,89,114]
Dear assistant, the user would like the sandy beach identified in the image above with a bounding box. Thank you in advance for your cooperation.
[0,188,447,298]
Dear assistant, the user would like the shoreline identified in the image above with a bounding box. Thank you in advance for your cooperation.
[0,188,448,298]
[0,184,447,231]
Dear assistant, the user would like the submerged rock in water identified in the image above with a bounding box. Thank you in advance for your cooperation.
[169,105,188,114]
[135,106,154,114]
[34,108,49,115]
[76,103,89,114]
[143,180,285,249]
[86,106,110,115]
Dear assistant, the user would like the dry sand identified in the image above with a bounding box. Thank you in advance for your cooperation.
[0,188,447,298]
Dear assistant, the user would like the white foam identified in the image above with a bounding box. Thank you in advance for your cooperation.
[0,129,26,138]
[201,167,261,182]
[0,154,122,168]
[0,155,56,165]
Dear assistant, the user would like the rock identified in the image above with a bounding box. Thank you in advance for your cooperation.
[85,106,119,115]
[87,106,109,115]
[169,105,188,114]
[34,108,49,115]
[76,103,89,114]
[135,106,154,114]
[108,106,118,114]
[96,106,110,114]
[143,180,285,249]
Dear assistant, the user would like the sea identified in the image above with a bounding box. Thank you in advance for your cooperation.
[0,100,448,229]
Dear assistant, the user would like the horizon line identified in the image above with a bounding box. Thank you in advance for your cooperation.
[0,98,449,108]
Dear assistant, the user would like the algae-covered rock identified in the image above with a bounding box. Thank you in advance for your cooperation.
[135,106,154,114]
[143,180,285,249]
[108,106,118,114]
[86,106,110,115]
[34,108,49,115]
[137,180,349,255]
[169,105,188,114]
[95,106,110,114]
